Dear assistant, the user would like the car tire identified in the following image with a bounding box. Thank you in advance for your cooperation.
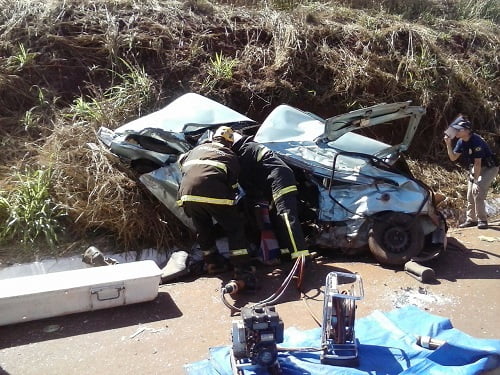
[368,212,424,265]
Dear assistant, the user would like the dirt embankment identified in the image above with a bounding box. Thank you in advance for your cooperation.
[0,0,498,254]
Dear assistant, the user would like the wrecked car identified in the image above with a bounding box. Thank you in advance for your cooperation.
[97,93,447,266]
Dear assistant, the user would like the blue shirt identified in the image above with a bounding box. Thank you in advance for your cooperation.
[453,133,493,166]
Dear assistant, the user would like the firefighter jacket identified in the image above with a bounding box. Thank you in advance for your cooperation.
[232,135,297,202]
[177,141,240,206]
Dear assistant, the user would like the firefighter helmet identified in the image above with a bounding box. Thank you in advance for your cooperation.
[213,126,234,145]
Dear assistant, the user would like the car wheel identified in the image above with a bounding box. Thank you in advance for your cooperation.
[368,212,424,265]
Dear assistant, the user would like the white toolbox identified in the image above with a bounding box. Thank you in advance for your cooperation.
[0,260,162,326]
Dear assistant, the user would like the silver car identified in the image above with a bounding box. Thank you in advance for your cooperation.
[98,93,447,266]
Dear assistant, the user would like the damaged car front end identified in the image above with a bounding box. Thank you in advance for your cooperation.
[98,94,447,266]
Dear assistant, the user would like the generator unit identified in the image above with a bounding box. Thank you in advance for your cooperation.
[230,305,284,374]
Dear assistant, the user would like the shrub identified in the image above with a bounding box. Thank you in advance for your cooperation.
[0,169,65,248]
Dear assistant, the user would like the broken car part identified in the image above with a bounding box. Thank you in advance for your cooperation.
[82,246,119,266]
[404,261,436,283]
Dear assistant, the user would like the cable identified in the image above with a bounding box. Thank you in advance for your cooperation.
[221,288,240,312]
[220,255,306,312]
[251,255,304,308]
[300,291,322,327]
[277,346,322,352]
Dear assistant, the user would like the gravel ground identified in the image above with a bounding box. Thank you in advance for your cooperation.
[0,218,499,375]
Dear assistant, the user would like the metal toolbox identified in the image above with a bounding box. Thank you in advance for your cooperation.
[0,260,161,326]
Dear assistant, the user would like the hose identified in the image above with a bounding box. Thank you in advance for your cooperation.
[221,255,306,313]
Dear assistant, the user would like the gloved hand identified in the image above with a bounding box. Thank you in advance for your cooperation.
[472,182,479,195]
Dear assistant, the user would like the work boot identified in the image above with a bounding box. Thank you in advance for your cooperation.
[161,250,189,283]
[477,221,488,229]
[458,221,477,228]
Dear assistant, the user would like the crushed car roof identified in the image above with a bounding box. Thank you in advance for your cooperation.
[114,93,256,135]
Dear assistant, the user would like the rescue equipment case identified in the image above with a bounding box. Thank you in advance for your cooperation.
[0,260,161,326]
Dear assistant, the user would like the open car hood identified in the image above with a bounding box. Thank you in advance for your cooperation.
[325,101,426,157]
[255,101,425,160]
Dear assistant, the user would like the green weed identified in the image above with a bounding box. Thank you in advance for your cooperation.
[203,52,237,90]
[10,43,37,70]
[68,96,102,123]
[0,169,65,248]
[20,108,39,130]
[66,59,154,124]
[107,59,154,110]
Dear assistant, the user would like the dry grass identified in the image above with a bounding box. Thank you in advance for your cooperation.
[37,122,188,251]
[406,159,467,225]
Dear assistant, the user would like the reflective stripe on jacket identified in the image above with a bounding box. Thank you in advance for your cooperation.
[232,135,297,201]
[178,141,240,206]
[272,185,298,202]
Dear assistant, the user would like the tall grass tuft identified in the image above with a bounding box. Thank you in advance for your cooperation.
[66,59,155,126]
[203,52,238,90]
[9,43,37,71]
[0,169,65,248]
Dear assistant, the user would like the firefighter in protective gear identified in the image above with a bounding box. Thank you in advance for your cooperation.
[177,126,250,274]
[232,134,310,261]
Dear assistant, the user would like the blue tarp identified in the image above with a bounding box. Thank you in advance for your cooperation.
[185,306,500,374]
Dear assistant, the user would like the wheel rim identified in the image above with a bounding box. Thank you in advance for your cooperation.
[382,226,410,254]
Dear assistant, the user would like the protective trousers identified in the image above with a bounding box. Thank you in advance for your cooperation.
[272,192,308,259]
[466,165,499,222]
[182,201,248,256]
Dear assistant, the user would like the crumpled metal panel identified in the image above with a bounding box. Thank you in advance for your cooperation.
[254,105,324,143]
[139,164,195,232]
[264,139,429,221]
[316,181,429,222]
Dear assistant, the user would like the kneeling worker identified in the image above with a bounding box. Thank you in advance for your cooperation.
[177,126,249,274]
[232,134,310,261]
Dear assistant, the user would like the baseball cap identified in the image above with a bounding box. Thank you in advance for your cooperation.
[449,116,472,130]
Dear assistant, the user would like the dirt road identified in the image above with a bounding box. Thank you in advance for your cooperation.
[1,219,499,375]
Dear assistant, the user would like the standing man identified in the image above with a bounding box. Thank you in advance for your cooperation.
[178,126,249,274]
[444,116,499,229]
[232,134,310,260]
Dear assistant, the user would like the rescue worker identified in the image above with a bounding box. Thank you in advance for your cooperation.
[444,116,499,229]
[232,134,310,261]
[177,126,250,274]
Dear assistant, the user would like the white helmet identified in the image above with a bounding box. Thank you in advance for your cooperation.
[213,126,234,145]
